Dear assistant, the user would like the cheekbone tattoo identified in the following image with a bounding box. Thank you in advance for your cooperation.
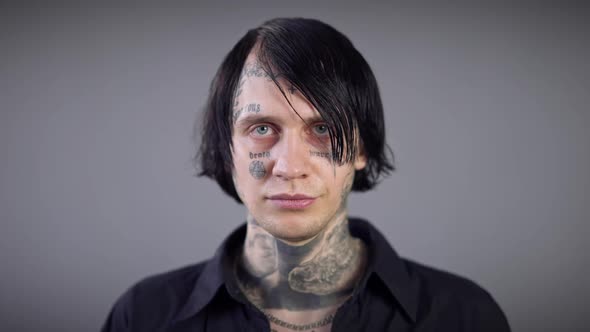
[249,160,266,179]
[250,151,270,159]
[310,150,333,160]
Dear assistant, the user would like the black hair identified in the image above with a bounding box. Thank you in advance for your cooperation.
[196,17,394,203]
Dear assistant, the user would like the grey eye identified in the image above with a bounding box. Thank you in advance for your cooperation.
[256,125,269,135]
[314,124,329,135]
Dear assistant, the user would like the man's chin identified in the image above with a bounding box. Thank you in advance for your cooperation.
[258,217,323,245]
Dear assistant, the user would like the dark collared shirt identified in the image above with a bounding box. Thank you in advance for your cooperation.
[102,218,510,331]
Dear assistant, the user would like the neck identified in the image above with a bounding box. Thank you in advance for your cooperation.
[236,212,367,311]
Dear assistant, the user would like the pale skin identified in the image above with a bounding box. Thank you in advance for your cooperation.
[231,52,368,332]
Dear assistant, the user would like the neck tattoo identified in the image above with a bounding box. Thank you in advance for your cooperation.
[235,215,366,332]
[258,305,334,331]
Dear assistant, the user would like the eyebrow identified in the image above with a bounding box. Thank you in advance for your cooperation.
[234,113,325,129]
[234,114,278,129]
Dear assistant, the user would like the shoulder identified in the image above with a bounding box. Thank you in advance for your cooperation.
[101,261,209,332]
[404,258,491,300]
[402,259,511,331]
[133,262,208,298]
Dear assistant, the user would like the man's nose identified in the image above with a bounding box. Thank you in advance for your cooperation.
[271,132,309,180]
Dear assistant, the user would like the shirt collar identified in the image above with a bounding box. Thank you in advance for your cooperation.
[349,218,419,323]
[173,218,418,323]
[173,223,247,323]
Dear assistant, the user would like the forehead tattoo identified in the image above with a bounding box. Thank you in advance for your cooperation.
[233,61,272,124]
[242,61,273,80]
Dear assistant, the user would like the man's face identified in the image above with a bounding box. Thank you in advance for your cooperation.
[231,57,366,244]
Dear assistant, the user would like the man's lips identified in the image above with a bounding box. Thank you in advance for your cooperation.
[267,194,317,209]
[268,194,315,200]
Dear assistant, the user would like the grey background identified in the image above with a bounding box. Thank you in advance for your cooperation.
[1,2,588,331]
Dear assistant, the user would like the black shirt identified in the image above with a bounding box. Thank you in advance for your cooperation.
[102,218,510,331]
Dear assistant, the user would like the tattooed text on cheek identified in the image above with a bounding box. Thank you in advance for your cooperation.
[250,151,270,159]
[310,150,333,160]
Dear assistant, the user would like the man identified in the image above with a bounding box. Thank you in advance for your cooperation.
[102,18,510,332]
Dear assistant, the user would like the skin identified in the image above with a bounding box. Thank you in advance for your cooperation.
[231,52,367,332]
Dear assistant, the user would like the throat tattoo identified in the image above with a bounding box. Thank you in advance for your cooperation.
[236,217,365,311]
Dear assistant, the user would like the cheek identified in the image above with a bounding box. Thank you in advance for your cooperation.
[233,157,268,203]
[232,156,252,189]
[331,169,355,195]
[233,141,272,179]
[248,160,267,180]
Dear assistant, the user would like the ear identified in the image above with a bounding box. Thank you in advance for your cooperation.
[354,143,367,171]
